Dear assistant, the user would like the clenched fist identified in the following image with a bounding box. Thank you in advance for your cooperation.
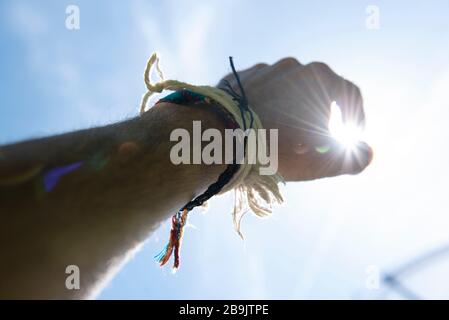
[218,57,373,181]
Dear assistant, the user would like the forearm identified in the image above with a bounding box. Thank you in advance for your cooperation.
[0,102,226,299]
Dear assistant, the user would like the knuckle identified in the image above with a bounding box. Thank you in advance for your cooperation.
[352,82,363,99]
[252,63,268,69]
[343,80,363,104]
[274,57,301,68]
[222,72,233,81]
[240,63,267,76]
[216,74,233,88]
[306,62,334,75]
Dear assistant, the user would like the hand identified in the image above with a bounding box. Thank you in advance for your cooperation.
[218,57,373,181]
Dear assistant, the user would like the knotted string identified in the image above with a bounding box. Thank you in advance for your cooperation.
[141,53,284,270]
[221,57,254,131]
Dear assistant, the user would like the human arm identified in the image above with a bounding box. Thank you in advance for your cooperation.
[0,103,227,299]
[0,57,372,299]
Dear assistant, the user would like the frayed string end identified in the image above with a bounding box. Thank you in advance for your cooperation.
[231,170,284,237]
[155,209,188,270]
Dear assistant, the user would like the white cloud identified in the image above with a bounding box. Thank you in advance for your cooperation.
[8,1,48,37]
[132,0,216,83]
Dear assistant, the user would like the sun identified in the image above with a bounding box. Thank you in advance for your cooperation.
[328,101,364,150]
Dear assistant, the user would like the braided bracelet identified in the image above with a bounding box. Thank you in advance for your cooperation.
[140,54,284,271]
[154,89,244,269]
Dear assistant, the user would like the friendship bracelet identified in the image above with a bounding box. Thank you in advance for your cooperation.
[154,89,242,269]
[140,53,284,270]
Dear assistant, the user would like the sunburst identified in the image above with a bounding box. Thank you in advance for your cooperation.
[329,101,364,151]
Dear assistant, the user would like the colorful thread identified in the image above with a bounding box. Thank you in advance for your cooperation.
[141,53,284,270]
[154,208,189,270]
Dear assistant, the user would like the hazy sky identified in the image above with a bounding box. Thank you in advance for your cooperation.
[1,0,449,299]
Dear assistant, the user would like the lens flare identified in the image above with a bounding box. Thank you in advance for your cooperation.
[329,101,363,150]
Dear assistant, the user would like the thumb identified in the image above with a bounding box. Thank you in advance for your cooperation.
[332,141,373,176]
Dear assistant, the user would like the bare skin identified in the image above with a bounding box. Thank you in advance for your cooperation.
[0,57,372,299]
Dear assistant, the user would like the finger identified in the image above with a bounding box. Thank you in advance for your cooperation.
[234,57,304,91]
[281,139,373,181]
[290,62,338,145]
[255,57,304,82]
[301,62,365,128]
[239,63,269,82]
[323,140,373,177]
[332,78,366,128]
[217,62,268,88]
[272,57,303,69]
[302,63,365,127]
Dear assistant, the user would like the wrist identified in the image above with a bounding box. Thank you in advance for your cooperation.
[140,101,228,190]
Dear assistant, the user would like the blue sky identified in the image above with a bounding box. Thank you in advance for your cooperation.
[1,0,449,299]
